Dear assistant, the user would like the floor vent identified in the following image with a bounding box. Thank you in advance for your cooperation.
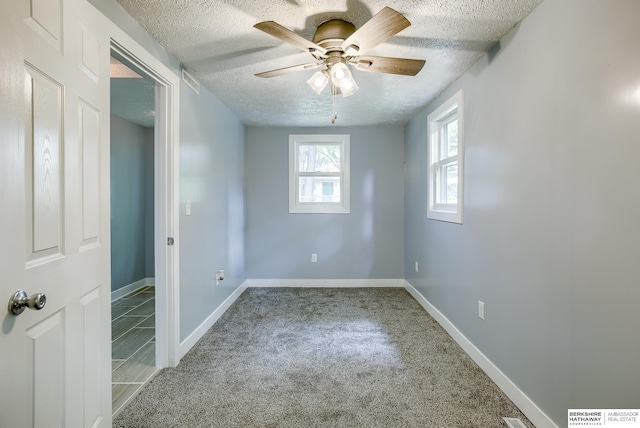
[503,417,527,428]
[181,69,200,94]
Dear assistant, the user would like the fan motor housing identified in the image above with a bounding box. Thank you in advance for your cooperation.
[312,19,356,51]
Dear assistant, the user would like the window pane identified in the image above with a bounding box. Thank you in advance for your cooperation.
[299,176,341,203]
[445,118,458,157]
[444,162,458,203]
[298,144,341,172]
[322,182,334,196]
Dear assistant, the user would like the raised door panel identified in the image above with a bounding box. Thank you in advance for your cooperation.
[80,25,100,83]
[80,287,103,427]
[25,311,65,428]
[26,0,63,52]
[79,99,101,247]
[25,64,64,267]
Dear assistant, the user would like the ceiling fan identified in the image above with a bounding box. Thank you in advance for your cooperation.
[253,6,425,122]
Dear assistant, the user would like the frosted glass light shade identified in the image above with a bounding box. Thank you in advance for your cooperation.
[307,71,329,94]
[340,75,359,97]
[330,63,349,86]
[328,62,358,96]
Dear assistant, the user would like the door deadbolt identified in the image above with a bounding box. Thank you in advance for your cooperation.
[8,290,46,315]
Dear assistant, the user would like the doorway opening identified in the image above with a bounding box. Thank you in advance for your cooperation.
[109,52,157,415]
[108,42,178,416]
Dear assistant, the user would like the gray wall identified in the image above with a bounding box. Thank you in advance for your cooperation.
[144,127,155,276]
[404,0,640,425]
[246,126,404,279]
[179,82,246,340]
[110,114,154,292]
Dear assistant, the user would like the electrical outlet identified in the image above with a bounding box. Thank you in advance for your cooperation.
[215,269,224,286]
[415,261,419,273]
[311,253,317,263]
[478,301,485,320]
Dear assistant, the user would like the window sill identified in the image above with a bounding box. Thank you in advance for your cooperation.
[427,208,462,224]
[289,203,350,214]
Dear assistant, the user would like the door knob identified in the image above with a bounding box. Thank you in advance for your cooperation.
[7,290,46,315]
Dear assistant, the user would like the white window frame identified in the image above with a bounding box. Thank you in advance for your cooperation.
[289,134,350,214]
[427,90,464,224]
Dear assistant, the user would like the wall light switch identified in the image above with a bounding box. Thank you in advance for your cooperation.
[311,253,317,263]
[415,261,419,273]
[186,200,192,216]
[478,301,485,320]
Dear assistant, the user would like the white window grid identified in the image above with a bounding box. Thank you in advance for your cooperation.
[427,90,464,224]
[289,134,350,214]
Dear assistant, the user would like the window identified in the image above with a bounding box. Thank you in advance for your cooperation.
[427,90,464,223]
[289,134,350,214]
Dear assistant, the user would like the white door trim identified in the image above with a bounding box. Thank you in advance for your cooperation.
[109,37,180,368]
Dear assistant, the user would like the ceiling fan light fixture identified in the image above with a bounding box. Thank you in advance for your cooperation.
[340,75,359,97]
[328,62,358,96]
[307,70,329,94]
[330,62,352,87]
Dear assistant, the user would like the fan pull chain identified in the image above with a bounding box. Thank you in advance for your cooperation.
[331,84,337,124]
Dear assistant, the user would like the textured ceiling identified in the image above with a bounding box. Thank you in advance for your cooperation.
[110,56,156,128]
[115,0,543,127]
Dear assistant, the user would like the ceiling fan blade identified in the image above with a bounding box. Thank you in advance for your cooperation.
[254,21,327,56]
[255,62,323,78]
[354,56,425,76]
[341,7,411,55]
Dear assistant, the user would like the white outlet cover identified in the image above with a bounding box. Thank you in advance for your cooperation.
[478,301,485,320]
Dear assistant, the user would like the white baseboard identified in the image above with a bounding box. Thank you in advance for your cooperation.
[245,278,404,288]
[178,281,249,360]
[404,281,558,428]
[111,277,155,302]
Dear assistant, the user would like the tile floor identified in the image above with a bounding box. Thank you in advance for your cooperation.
[111,286,158,417]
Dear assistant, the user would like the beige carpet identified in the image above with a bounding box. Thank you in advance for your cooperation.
[113,288,532,427]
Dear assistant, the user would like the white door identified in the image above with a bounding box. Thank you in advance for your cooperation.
[0,0,112,426]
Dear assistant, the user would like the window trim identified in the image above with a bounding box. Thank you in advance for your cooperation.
[427,90,464,224]
[289,134,350,214]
